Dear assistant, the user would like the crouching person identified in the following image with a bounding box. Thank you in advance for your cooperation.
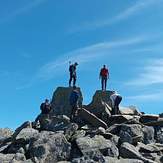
[110,91,122,115]
[35,99,51,123]
[69,86,80,122]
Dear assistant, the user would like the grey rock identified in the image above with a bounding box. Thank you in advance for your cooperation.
[76,135,119,157]
[140,115,159,124]
[0,153,15,162]
[120,106,141,116]
[14,153,26,161]
[120,142,157,163]
[64,123,78,141]
[39,114,70,132]
[155,126,163,144]
[0,128,13,143]
[29,131,71,162]
[15,128,39,142]
[85,90,113,119]
[51,87,83,117]
[13,121,32,139]
[104,156,144,163]
[142,126,155,144]
[119,124,143,144]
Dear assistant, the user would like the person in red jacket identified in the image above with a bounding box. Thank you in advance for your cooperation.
[99,65,109,91]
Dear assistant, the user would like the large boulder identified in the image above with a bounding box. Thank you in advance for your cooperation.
[119,124,143,144]
[51,87,83,117]
[120,142,156,163]
[119,106,141,116]
[0,153,15,162]
[29,131,71,162]
[39,114,70,132]
[85,90,113,119]
[76,135,119,157]
[0,128,13,142]
[142,126,155,144]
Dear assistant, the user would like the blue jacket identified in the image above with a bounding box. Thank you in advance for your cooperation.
[69,90,79,105]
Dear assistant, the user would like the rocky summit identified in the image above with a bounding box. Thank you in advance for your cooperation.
[0,87,163,163]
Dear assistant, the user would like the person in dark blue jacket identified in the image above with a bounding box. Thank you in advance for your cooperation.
[69,86,80,121]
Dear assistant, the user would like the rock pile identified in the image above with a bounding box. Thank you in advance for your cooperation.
[0,87,163,163]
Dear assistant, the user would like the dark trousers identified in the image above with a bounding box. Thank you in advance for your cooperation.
[101,76,107,91]
[112,96,122,115]
[69,74,76,87]
[70,104,78,121]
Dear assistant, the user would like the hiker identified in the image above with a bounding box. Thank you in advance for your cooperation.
[40,99,51,114]
[110,91,122,115]
[69,62,78,87]
[99,65,109,91]
[69,86,80,121]
[35,99,51,123]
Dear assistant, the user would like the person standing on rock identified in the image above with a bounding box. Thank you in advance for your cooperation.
[110,91,122,115]
[69,86,80,121]
[69,62,78,87]
[99,65,109,91]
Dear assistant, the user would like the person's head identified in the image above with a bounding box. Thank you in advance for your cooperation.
[103,65,106,68]
[74,62,78,66]
[45,99,49,103]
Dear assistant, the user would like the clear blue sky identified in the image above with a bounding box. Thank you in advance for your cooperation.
[0,0,163,129]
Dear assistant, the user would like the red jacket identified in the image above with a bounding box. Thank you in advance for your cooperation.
[100,68,109,77]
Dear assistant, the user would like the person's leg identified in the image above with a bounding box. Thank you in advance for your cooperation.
[104,77,107,91]
[70,105,75,121]
[73,76,76,86]
[69,74,72,87]
[114,96,122,114]
[101,77,104,90]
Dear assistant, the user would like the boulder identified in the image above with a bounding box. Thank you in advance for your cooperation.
[144,118,163,127]
[12,121,32,139]
[104,156,144,163]
[76,135,119,157]
[29,131,71,162]
[142,126,155,144]
[120,142,156,162]
[15,128,39,142]
[120,106,141,116]
[140,115,159,124]
[85,90,113,119]
[107,115,136,126]
[51,87,83,117]
[0,153,15,162]
[39,114,70,132]
[78,108,108,129]
[137,142,163,153]
[0,128,13,143]
[119,124,143,144]
[155,126,163,144]
[64,123,78,141]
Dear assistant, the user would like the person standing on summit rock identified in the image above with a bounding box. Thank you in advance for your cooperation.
[69,62,78,87]
[99,65,109,91]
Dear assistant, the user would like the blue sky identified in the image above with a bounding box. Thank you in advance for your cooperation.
[0,0,163,129]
